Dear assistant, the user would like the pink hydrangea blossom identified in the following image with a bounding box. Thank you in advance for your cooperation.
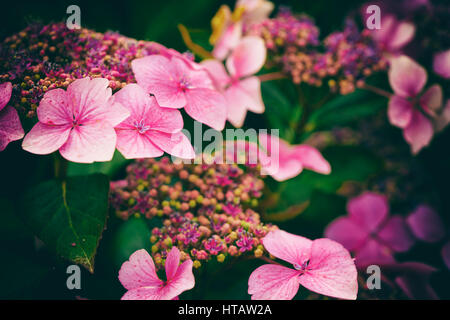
[387,55,445,154]
[236,0,274,26]
[202,36,266,128]
[211,5,243,61]
[248,230,358,300]
[118,247,195,300]
[22,77,129,163]
[325,192,415,267]
[258,132,331,181]
[0,82,24,151]
[406,205,445,243]
[131,55,227,131]
[433,49,450,79]
[371,15,415,54]
[113,84,195,159]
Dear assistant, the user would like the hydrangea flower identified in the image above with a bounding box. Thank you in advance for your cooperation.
[0,82,24,151]
[118,247,195,300]
[371,15,415,54]
[258,132,331,181]
[202,36,266,127]
[210,5,243,61]
[113,84,195,159]
[131,55,227,131]
[387,55,445,154]
[22,77,129,163]
[248,230,358,300]
[325,192,415,267]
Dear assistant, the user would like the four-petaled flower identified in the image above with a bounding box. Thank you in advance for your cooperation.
[0,82,24,151]
[202,36,266,128]
[387,55,446,154]
[113,84,195,159]
[131,55,227,131]
[118,247,195,300]
[248,230,358,300]
[22,77,129,163]
[325,191,415,267]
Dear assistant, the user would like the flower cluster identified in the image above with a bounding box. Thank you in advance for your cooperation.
[248,10,386,94]
[110,156,277,270]
[0,22,177,119]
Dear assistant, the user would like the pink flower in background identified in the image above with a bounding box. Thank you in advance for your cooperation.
[258,132,331,181]
[22,77,129,163]
[248,230,358,300]
[202,36,266,128]
[406,205,445,243]
[0,82,24,151]
[118,247,195,300]
[387,55,444,154]
[371,15,415,54]
[325,192,415,267]
[392,262,438,300]
[132,55,227,131]
[113,84,195,159]
[433,49,450,79]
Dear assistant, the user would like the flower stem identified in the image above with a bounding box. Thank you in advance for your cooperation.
[177,24,213,60]
[54,153,68,180]
[258,72,287,82]
[360,83,392,98]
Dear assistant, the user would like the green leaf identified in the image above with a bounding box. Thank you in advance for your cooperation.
[305,89,386,133]
[109,217,152,269]
[21,174,110,273]
[67,151,129,178]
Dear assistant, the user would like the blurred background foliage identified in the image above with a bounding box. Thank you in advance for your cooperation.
[1,0,450,300]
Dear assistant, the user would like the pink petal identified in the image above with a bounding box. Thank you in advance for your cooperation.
[121,286,162,300]
[389,55,427,98]
[262,230,312,266]
[165,247,181,281]
[406,205,445,243]
[22,122,70,155]
[300,238,358,300]
[248,264,300,300]
[66,77,112,119]
[115,129,164,159]
[225,77,264,127]
[324,217,368,251]
[347,192,389,233]
[258,133,304,181]
[0,106,25,151]
[377,216,415,252]
[113,84,183,133]
[387,21,415,52]
[132,55,186,109]
[420,84,443,116]
[433,49,450,79]
[293,145,331,174]
[403,110,433,154]
[226,36,266,78]
[59,122,117,163]
[355,238,395,267]
[435,99,450,132]
[160,259,195,299]
[212,22,243,61]
[118,249,162,291]
[184,88,227,131]
[200,59,230,90]
[36,88,71,125]
[146,131,195,159]
[0,82,12,111]
[388,95,414,128]
[442,241,450,270]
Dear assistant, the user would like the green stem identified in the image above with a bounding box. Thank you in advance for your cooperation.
[360,83,392,98]
[54,153,68,180]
